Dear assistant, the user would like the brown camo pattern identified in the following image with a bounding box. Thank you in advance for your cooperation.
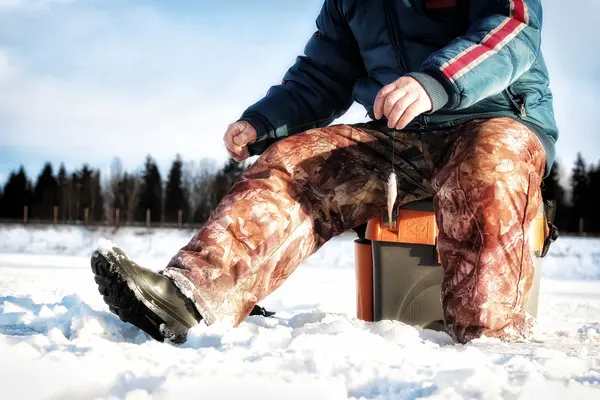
[431,118,545,343]
[163,117,545,343]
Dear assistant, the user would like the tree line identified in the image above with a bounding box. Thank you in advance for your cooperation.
[543,153,600,235]
[0,154,246,226]
[0,152,599,234]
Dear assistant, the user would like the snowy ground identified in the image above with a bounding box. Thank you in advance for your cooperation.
[1,225,600,399]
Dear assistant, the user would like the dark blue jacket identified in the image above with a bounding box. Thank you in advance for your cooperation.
[240,0,558,175]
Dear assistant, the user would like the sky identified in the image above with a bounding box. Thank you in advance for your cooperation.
[0,0,598,187]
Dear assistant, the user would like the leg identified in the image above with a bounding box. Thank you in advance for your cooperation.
[432,118,546,343]
[163,124,433,327]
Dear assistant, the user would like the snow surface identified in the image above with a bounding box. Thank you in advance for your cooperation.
[1,224,600,399]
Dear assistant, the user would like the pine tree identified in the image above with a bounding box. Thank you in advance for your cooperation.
[69,171,81,222]
[0,179,4,219]
[136,156,163,223]
[90,170,105,222]
[32,162,59,220]
[587,161,600,233]
[79,165,93,221]
[542,160,568,231]
[112,171,140,224]
[164,154,189,223]
[0,166,33,219]
[570,153,589,233]
[124,172,141,224]
[57,164,68,221]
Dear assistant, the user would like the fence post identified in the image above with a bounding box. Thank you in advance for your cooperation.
[23,206,28,225]
[579,217,584,236]
[146,209,151,228]
[53,206,58,225]
[84,208,89,228]
[178,209,183,229]
[115,209,120,228]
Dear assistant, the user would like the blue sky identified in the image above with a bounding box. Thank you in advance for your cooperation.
[0,0,598,187]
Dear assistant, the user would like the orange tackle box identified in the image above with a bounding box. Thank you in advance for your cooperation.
[354,199,550,331]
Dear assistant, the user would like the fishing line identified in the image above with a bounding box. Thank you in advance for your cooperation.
[259,102,400,225]
[270,104,378,135]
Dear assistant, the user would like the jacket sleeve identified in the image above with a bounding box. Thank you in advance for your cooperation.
[240,0,365,156]
[408,0,543,112]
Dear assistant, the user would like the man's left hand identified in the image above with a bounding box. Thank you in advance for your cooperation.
[374,76,432,130]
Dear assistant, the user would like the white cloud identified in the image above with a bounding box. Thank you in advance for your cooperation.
[0,50,17,83]
[0,4,315,175]
[0,1,368,179]
[0,0,598,183]
[0,0,75,9]
[0,0,25,7]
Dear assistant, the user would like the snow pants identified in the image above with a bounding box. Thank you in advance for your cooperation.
[163,117,546,344]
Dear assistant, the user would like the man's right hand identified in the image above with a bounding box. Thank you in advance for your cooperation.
[223,121,257,162]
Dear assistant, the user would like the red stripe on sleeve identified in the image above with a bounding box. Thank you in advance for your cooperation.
[440,0,527,81]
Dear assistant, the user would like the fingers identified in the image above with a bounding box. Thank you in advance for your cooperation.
[225,142,243,161]
[232,128,255,147]
[382,90,408,122]
[223,121,256,162]
[224,123,243,159]
[225,138,248,162]
[395,101,423,130]
[229,147,249,162]
[373,82,397,120]
[225,129,242,153]
[386,92,417,129]
[374,76,432,130]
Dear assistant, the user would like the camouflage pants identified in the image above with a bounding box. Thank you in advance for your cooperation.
[163,117,546,343]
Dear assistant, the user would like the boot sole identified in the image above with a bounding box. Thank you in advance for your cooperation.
[91,251,190,343]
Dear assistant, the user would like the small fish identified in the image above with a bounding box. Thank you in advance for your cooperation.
[387,171,397,226]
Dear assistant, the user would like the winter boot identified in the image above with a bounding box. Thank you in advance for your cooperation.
[90,241,203,343]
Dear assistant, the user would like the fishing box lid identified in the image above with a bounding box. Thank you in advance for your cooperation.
[366,199,438,246]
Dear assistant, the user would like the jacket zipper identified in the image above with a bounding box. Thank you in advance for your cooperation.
[385,0,407,72]
[503,89,527,119]
[519,101,527,118]
[446,112,518,128]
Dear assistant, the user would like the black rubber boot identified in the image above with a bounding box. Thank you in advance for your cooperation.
[90,243,202,344]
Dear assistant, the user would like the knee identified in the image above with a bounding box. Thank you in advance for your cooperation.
[253,129,338,171]
[246,137,302,182]
[457,118,545,180]
[435,123,546,241]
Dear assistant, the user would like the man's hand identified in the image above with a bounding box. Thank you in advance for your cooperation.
[223,121,257,162]
[373,76,432,130]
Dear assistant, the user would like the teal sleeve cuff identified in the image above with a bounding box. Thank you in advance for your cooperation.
[405,72,450,113]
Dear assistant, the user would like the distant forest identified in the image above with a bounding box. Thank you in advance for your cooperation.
[0,155,246,227]
[0,152,599,234]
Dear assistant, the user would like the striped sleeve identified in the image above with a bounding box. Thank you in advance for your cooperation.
[419,0,542,111]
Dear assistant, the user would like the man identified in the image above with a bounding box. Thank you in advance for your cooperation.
[91,0,557,344]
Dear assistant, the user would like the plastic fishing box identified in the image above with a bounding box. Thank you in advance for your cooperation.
[354,199,549,331]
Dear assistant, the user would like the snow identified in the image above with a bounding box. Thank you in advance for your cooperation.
[1,224,600,399]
